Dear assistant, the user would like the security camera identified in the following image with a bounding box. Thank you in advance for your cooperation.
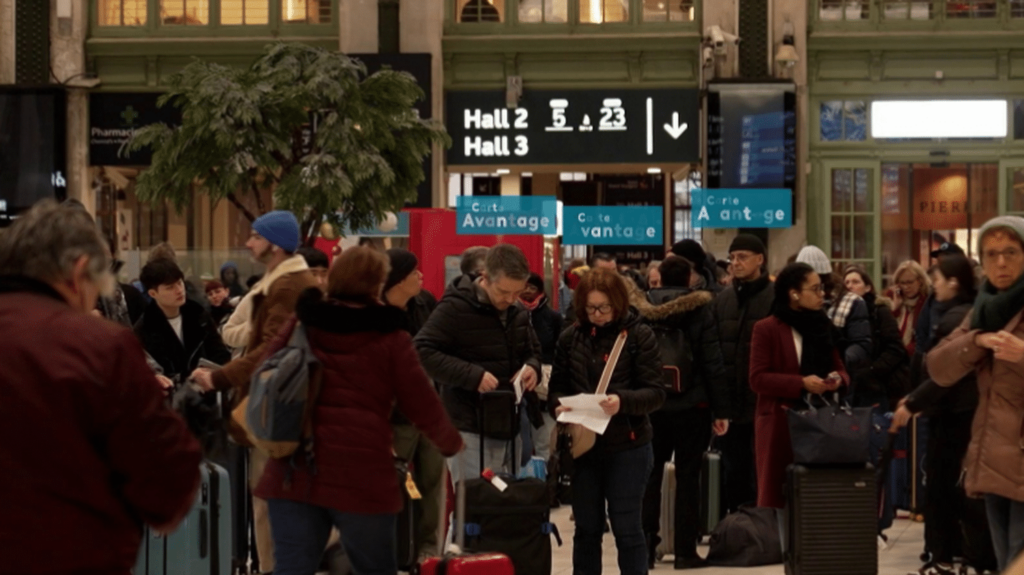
[705,25,741,56]
[702,46,715,67]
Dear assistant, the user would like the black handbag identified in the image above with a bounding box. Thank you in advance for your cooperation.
[787,393,872,465]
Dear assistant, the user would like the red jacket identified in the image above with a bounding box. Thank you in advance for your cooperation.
[749,316,848,508]
[256,291,463,514]
[0,277,203,575]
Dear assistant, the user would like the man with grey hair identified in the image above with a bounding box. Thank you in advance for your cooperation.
[416,243,542,481]
[0,200,202,574]
[461,246,489,278]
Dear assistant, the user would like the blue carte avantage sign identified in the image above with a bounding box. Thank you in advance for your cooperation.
[562,206,663,246]
[691,188,793,229]
[456,196,558,235]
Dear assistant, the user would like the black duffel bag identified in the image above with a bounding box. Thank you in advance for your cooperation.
[706,507,783,567]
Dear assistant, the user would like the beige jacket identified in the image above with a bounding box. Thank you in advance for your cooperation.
[927,310,1024,501]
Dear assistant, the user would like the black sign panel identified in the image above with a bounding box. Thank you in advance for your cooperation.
[0,86,67,226]
[352,53,433,208]
[446,89,700,165]
[89,92,181,166]
[599,174,665,264]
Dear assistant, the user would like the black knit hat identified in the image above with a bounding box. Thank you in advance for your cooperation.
[527,272,544,292]
[384,249,419,293]
[670,240,707,268]
[729,234,767,256]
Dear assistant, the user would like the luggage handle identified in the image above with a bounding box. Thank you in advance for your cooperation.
[199,508,209,559]
[477,391,519,477]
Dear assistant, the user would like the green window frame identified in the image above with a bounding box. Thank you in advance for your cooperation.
[811,0,1024,31]
[817,161,882,280]
[91,0,337,37]
[446,0,700,32]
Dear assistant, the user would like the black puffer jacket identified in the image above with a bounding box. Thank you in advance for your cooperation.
[524,294,563,365]
[712,276,774,424]
[133,299,232,383]
[852,293,910,410]
[632,286,732,418]
[907,298,978,416]
[414,275,542,434]
[549,309,666,453]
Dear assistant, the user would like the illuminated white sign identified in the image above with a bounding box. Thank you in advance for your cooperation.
[871,100,1008,139]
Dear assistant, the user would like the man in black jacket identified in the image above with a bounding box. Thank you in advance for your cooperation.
[415,244,543,482]
[634,257,731,569]
[135,259,232,385]
[712,234,774,514]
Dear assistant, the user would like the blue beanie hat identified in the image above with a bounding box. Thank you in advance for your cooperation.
[253,211,301,253]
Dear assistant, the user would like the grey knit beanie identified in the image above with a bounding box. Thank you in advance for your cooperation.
[795,245,832,275]
[977,215,1024,255]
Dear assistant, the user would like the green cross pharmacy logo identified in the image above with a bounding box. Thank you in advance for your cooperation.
[120,106,140,127]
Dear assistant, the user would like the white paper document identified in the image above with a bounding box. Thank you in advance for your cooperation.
[512,369,525,404]
[556,393,612,434]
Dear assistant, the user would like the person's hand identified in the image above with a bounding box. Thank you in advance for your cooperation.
[890,405,913,433]
[517,366,539,392]
[477,371,499,393]
[155,374,174,396]
[802,375,828,394]
[190,368,214,392]
[599,394,621,416]
[976,332,1001,350]
[555,405,573,416]
[713,419,730,436]
[897,396,908,409]
[824,372,842,391]
[994,331,1024,364]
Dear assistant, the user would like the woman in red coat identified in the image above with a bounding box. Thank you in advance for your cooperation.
[256,247,464,575]
[749,262,849,509]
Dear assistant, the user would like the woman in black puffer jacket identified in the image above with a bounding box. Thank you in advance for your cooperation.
[550,268,666,575]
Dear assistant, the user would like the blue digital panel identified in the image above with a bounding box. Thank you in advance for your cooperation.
[456,196,558,235]
[562,206,663,246]
[691,189,793,229]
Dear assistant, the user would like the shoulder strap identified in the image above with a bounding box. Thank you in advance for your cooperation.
[595,330,629,395]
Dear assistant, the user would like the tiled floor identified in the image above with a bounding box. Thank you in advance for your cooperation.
[549,506,927,575]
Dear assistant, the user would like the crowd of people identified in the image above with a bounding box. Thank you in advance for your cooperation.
[2,198,1024,575]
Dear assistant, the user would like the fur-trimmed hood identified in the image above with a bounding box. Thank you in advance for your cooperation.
[626,277,713,322]
[296,287,406,335]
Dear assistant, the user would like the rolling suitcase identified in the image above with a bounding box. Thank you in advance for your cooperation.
[784,464,877,575]
[395,457,418,572]
[134,461,232,575]
[655,461,676,560]
[421,453,515,575]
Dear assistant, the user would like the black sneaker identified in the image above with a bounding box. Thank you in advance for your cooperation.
[674,556,708,570]
[911,562,957,575]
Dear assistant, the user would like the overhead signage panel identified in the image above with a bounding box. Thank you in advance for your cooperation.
[446,89,700,165]
[89,92,181,166]
[562,206,664,246]
[691,188,793,229]
[456,196,558,235]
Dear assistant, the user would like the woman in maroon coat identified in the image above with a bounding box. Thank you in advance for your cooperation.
[256,247,464,575]
[749,262,849,508]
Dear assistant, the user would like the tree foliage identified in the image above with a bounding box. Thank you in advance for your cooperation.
[128,42,450,243]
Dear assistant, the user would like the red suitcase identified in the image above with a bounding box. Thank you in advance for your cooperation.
[420,552,514,575]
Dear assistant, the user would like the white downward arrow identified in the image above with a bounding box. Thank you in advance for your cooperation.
[664,112,688,140]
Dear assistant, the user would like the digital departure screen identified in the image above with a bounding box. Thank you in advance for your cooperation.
[0,87,67,226]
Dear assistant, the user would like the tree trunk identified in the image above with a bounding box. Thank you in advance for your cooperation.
[226,192,257,222]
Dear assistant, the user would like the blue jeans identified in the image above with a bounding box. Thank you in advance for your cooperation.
[267,498,397,575]
[984,493,1024,570]
[572,443,654,575]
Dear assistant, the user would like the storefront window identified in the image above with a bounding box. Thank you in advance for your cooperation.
[1013,0,1024,17]
[519,0,568,22]
[673,170,701,243]
[819,0,868,20]
[222,0,269,24]
[643,0,693,22]
[160,0,209,24]
[881,0,931,19]
[282,0,331,24]
[821,101,867,142]
[458,0,504,22]
[98,0,147,25]
[579,0,628,23]
[947,0,997,18]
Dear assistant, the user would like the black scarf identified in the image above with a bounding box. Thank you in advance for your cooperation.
[735,274,771,307]
[972,275,1024,332]
[774,304,835,378]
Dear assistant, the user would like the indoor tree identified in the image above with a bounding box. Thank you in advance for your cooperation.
[127,42,449,243]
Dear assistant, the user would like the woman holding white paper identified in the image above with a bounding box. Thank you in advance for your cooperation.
[550,268,666,575]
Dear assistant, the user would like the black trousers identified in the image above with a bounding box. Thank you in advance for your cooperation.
[717,420,757,514]
[642,408,713,559]
[925,411,987,564]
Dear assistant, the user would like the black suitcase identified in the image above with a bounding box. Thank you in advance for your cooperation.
[395,457,418,571]
[784,465,877,575]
